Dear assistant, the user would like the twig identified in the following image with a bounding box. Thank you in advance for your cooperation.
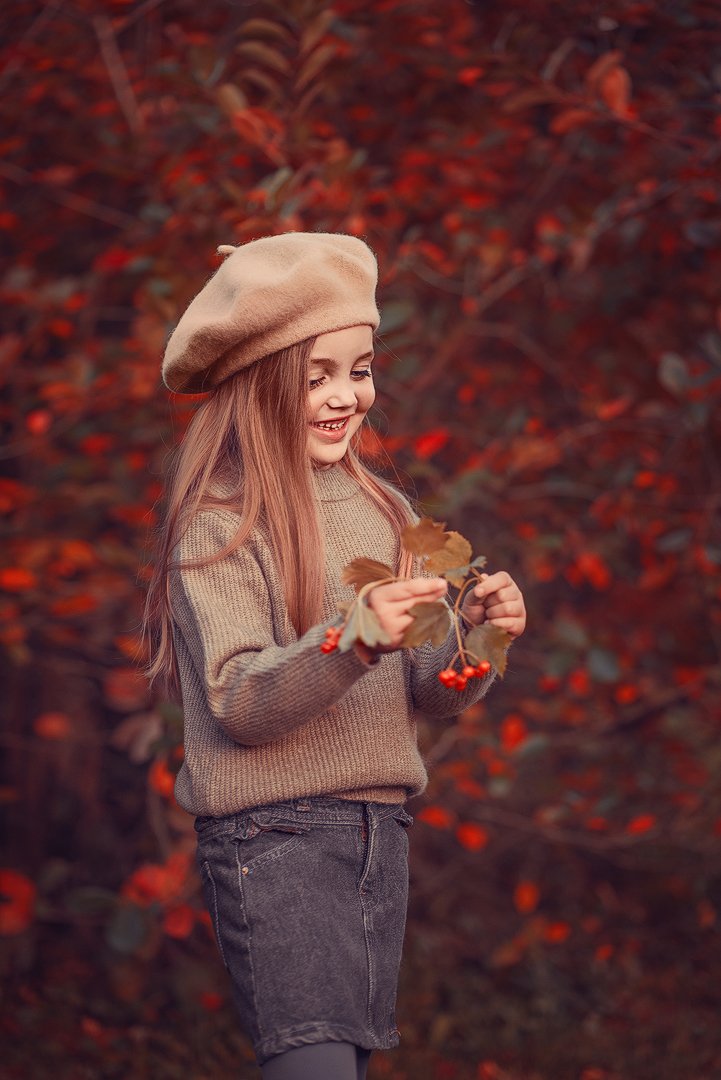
[0,162,136,229]
[93,14,145,135]
[474,260,543,317]
[540,37,577,82]
[459,801,716,858]
[464,319,567,384]
[113,0,168,33]
[0,0,65,91]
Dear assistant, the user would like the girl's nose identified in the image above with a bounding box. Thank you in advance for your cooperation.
[327,380,359,407]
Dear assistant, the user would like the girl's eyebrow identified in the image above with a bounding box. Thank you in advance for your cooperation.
[309,351,375,369]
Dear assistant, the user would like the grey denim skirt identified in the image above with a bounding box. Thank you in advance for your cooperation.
[194,797,413,1065]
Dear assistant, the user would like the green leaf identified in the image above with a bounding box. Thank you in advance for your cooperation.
[401,600,451,647]
[587,647,620,683]
[465,625,512,677]
[105,902,151,955]
[658,352,689,395]
[378,300,415,334]
[337,599,393,651]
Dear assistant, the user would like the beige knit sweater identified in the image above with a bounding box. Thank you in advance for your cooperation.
[169,464,496,817]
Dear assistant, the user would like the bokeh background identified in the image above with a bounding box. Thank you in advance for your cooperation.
[2,1,721,1077]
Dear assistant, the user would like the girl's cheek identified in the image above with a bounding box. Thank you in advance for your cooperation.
[360,384,376,410]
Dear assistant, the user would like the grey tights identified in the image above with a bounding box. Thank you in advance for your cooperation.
[261,1042,371,1080]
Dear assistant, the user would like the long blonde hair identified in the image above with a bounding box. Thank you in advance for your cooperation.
[139,335,416,703]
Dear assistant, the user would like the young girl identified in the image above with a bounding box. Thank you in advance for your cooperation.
[143,232,526,1080]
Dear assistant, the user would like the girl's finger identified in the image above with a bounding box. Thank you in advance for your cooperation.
[487,616,522,632]
[473,571,513,598]
[372,579,446,603]
[484,601,524,619]
[477,584,520,605]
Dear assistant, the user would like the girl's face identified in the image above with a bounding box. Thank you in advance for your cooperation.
[307,325,376,466]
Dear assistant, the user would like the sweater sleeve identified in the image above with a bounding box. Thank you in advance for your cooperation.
[170,510,377,746]
[409,632,496,716]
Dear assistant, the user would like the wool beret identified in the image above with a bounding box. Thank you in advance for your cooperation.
[161,231,381,394]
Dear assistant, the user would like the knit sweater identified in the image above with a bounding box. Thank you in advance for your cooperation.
[169,463,496,818]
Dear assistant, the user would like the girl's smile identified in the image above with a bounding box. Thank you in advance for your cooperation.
[307,325,375,465]
[310,415,353,440]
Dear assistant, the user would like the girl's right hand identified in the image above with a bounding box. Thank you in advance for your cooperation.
[354,577,448,660]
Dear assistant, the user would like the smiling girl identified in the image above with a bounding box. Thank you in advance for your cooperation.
[142,232,526,1080]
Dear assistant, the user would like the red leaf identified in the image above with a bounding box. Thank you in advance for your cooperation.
[455,822,489,851]
[543,920,571,943]
[148,759,175,798]
[414,429,449,460]
[25,410,52,435]
[550,108,596,134]
[33,712,72,740]
[0,568,38,592]
[200,990,224,1011]
[514,880,540,914]
[626,813,656,835]
[0,869,36,935]
[599,65,632,115]
[500,713,528,752]
[417,805,454,830]
[163,904,195,939]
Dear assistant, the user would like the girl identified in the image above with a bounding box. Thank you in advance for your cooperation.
[143,232,526,1080]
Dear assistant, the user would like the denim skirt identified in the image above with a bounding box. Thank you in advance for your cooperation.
[194,797,413,1065]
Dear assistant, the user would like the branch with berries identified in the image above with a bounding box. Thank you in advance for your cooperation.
[320,517,512,690]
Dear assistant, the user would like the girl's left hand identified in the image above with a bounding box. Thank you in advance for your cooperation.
[460,571,527,640]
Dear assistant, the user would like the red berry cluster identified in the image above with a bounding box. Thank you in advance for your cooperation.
[437,660,491,691]
[320,626,342,654]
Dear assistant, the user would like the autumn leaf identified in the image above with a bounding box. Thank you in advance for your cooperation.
[465,624,512,677]
[337,598,393,651]
[401,600,451,647]
[429,554,487,588]
[162,904,196,939]
[425,531,473,586]
[585,49,625,92]
[550,108,597,135]
[455,822,489,851]
[341,557,395,592]
[599,66,632,116]
[514,880,540,915]
[401,517,448,556]
[0,869,36,935]
[417,805,454,829]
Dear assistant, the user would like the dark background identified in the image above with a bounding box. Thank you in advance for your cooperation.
[1,1,720,1077]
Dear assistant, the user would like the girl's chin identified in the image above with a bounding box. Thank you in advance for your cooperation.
[309,443,348,465]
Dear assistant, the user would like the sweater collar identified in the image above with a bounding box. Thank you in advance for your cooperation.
[311,463,361,503]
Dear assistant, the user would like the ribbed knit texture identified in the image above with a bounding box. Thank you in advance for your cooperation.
[169,464,495,817]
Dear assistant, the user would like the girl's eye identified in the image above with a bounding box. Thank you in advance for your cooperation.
[308,369,372,390]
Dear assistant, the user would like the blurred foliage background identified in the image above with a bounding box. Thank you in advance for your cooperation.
[1,0,721,1077]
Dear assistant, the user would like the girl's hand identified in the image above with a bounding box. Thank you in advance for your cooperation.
[359,577,448,657]
[461,571,526,640]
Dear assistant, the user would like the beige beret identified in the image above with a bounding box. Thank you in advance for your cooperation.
[161,231,381,394]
